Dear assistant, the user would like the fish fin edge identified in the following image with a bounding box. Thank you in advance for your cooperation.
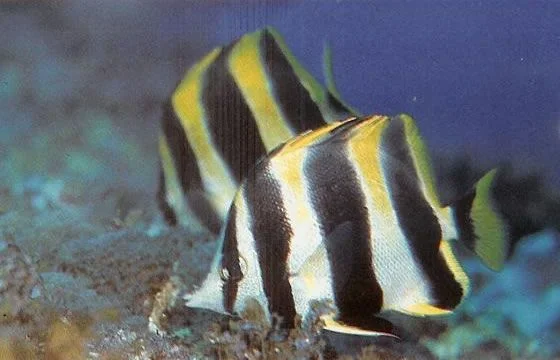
[399,303,453,317]
[320,315,399,338]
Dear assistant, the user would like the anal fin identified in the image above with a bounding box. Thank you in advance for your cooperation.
[321,314,399,338]
[401,303,452,317]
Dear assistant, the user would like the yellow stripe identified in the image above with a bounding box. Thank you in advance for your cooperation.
[347,116,434,312]
[158,134,184,216]
[268,148,327,307]
[400,114,441,207]
[439,240,470,297]
[228,31,294,150]
[269,142,314,228]
[265,120,340,314]
[172,48,237,219]
[347,116,392,218]
[158,134,207,232]
[270,117,358,206]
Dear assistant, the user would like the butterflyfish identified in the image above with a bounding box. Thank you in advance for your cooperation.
[159,27,530,337]
[186,114,516,337]
[157,27,353,234]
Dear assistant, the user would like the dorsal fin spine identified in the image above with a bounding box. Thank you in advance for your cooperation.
[322,41,361,116]
[266,27,355,122]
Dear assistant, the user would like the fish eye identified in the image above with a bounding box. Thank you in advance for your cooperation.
[219,267,230,282]
[219,255,248,282]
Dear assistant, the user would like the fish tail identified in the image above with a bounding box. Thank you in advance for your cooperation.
[451,169,509,270]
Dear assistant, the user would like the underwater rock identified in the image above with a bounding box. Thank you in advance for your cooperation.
[0,187,12,216]
[0,240,42,320]
[11,175,65,213]
[460,339,512,360]
[325,333,436,360]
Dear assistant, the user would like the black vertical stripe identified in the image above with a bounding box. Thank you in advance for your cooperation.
[160,100,221,234]
[326,91,353,119]
[486,171,537,257]
[305,142,384,325]
[161,99,202,202]
[381,116,463,309]
[260,30,329,134]
[221,206,242,313]
[451,189,477,251]
[244,162,296,327]
[156,165,177,226]
[202,44,267,184]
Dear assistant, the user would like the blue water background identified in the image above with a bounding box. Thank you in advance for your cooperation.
[176,1,560,187]
[0,1,558,357]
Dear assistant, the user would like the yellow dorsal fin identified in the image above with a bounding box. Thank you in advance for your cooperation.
[276,115,389,158]
[347,115,389,141]
[280,118,354,152]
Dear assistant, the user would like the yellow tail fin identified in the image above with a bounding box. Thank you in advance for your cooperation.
[452,169,509,270]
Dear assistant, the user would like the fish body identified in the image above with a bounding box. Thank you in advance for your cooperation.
[186,114,511,336]
[160,27,522,336]
[157,27,352,233]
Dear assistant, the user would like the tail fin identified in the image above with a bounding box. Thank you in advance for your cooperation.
[451,169,509,270]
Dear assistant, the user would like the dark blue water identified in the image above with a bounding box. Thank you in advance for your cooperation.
[181,1,560,187]
[1,2,558,358]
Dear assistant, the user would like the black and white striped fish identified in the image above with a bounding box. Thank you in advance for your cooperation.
[186,114,515,337]
[158,27,533,336]
[157,27,353,234]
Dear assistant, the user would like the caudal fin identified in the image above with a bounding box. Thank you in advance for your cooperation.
[451,169,509,270]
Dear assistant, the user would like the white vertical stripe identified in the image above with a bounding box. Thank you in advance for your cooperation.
[347,143,433,312]
[267,150,335,318]
[231,188,271,320]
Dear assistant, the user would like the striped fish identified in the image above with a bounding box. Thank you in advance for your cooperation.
[186,114,516,337]
[157,27,353,234]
